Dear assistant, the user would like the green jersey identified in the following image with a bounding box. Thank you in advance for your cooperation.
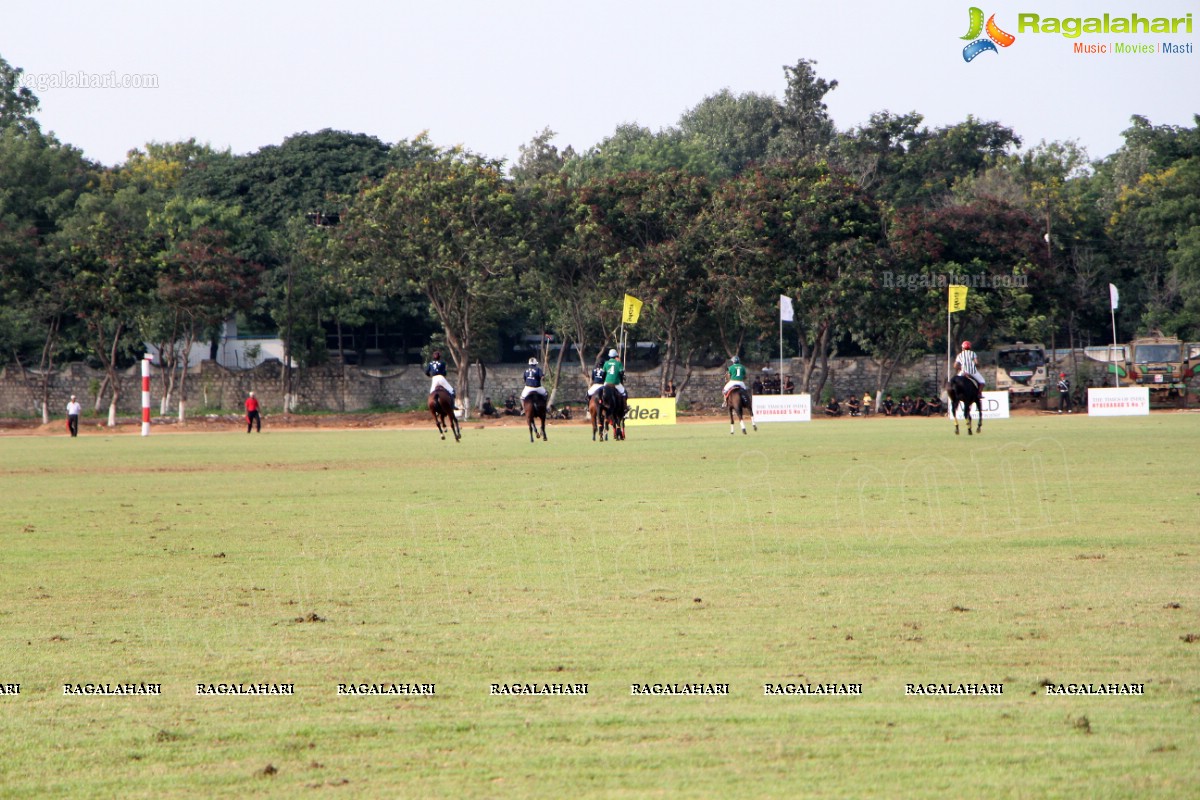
[728,363,747,382]
[603,358,624,385]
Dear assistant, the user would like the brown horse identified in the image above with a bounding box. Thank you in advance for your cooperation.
[588,391,604,441]
[947,375,983,436]
[523,391,548,443]
[429,386,460,442]
[600,384,626,441]
[724,386,755,435]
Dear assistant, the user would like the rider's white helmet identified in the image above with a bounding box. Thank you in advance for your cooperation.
[608,349,617,358]
[528,357,538,366]
[731,356,740,364]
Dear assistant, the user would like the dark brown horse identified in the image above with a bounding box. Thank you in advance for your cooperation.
[429,386,460,442]
[588,391,604,441]
[724,386,755,435]
[523,391,548,443]
[600,384,626,441]
[947,375,983,436]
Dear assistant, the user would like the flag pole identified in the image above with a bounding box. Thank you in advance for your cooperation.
[946,307,952,389]
[779,312,784,394]
[1110,296,1119,389]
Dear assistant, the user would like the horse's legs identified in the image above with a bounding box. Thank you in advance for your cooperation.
[952,400,961,435]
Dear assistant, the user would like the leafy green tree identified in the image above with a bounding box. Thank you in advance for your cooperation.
[511,127,575,186]
[343,148,522,415]
[565,123,725,183]
[0,53,40,134]
[703,160,887,396]
[0,126,97,417]
[180,129,396,232]
[597,170,714,393]
[1108,156,1200,337]
[765,59,839,161]
[836,115,1021,208]
[678,89,781,177]
[57,185,162,424]
[148,196,263,418]
[889,198,1050,351]
[511,173,602,399]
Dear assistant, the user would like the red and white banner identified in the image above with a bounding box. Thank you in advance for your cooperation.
[1087,387,1149,416]
[752,394,811,423]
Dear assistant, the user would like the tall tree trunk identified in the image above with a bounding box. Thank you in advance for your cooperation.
[177,327,197,424]
[547,336,569,408]
[38,316,60,424]
[335,316,347,413]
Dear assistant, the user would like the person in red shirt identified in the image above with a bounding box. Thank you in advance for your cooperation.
[245,391,261,433]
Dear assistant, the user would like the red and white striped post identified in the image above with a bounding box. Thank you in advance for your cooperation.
[141,355,153,437]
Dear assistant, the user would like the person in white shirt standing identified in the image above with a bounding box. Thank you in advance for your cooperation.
[66,394,82,437]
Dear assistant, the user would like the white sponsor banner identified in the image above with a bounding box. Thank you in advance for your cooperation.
[752,394,811,423]
[949,391,1010,421]
[1087,387,1150,416]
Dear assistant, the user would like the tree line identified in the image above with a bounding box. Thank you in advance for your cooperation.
[2,54,1198,419]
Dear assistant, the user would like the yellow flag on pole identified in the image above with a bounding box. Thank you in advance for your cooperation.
[623,294,643,325]
[948,285,968,313]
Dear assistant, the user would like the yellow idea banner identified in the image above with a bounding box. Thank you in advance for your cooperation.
[623,397,677,426]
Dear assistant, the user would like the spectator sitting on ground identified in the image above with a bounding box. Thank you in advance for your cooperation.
[914,396,928,416]
[824,396,841,417]
[503,394,521,415]
[481,397,500,418]
[926,395,944,415]
[882,394,896,416]
[752,376,764,394]
[847,395,861,416]
[899,395,914,416]
[784,376,795,394]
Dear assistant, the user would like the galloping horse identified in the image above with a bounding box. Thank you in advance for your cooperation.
[523,391,548,443]
[724,386,756,435]
[429,386,461,442]
[947,375,983,436]
[588,392,604,441]
[599,384,627,441]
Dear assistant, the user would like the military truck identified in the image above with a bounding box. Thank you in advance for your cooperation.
[1114,334,1198,407]
[994,342,1048,403]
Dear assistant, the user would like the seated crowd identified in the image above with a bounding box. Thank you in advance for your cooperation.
[825,391,945,418]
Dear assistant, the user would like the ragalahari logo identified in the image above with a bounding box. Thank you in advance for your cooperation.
[962,7,1016,61]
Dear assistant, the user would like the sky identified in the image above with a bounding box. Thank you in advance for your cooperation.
[4,0,1197,167]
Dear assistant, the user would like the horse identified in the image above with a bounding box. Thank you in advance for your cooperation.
[724,386,756,435]
[599,384,627,441]
[429,386,461,442]
[523,391,548,443]
[588,391,604,441]
[947,375,983,436]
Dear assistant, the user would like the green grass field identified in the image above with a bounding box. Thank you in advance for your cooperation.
[1,414,1197,798]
